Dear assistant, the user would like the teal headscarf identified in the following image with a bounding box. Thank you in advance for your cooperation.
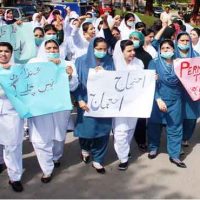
[129,31,145,46]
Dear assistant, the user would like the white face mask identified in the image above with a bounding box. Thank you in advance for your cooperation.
[127,21,135,27]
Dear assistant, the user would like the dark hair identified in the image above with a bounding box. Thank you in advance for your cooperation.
[183,14,191,23]
[135,22,146,30]
[160,39,174,49]
[86,12,93,18]
[111,27,120,34]
[120,40,133,52]
[44,39,59,48]
[0,42,13,53]
[177,32,190,41]
[44,24,57,33]
[93,37,107,48]
[33,27,45,36]
[6,9,12,14]
[124,13,135,22]
[191,28,200,37]
[142,28,155,36]
[161,27,176,40]
[97,21,103,31]
[151,19,162,33]
[52,10,60,16]
[82,22,92,32]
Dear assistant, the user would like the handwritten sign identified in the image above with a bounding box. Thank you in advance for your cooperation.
[174,58,200,101]
[0,23,36,64]
[0,62,72,118]
[84,69,155,118]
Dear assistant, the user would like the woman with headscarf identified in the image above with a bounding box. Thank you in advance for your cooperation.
[118,13,139,40]
[3,9,22,25]
[32,13,44,29]
[190,28,200,55]
[112,40,144,170]
[147,39,186,168]
[37,24,59,57]
[0,42,24,192]
[28,39,78,183]
[174,32,200,147]
[47,9,63,25]
[70,20,96,61]
[73,37,115,174]
[33,27,45,54]
[129,31,153,152]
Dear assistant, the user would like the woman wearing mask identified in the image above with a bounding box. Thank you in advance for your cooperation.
[129,31,152,152]
[174,32,200,147]
[37,24,58,56]
[28,39,78,183]
[0,42,24,192]
[74,37,114,174]
[112,40,144,170]
[34,27,45,53]
[147,39,186,168]
[190,28,200,55]
[118,13,137,40]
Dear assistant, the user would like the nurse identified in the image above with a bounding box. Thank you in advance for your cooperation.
[74,37,115,174]
[28,39,78,183]
[174,32,200,147]
[112,40,144,170]
[147,39,186,168]
[0,42,24,191]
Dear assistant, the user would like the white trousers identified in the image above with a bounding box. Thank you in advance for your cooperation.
[0,144,4,164]
[114,129,135,163]
[32,140,65,176]
[3,144,23,181]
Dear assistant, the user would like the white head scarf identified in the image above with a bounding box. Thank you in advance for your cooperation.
[113,40,144,71]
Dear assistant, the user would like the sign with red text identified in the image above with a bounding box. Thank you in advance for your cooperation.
[174,58,200,101]
[84,69,155,118]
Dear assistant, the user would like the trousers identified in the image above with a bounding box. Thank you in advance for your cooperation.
[114,129,135,163]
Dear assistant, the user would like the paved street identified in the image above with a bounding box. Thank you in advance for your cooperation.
[0,121,200,199]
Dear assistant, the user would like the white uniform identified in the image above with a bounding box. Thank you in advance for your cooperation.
[144,44,158,59]
[112,41,144,163]
[192,39,200,55]
[28,58,78,176]
[118,14,141,40]
[0,87,24,181]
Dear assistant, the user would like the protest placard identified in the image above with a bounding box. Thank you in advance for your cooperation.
[174,58,200,101]
[0,62,72,118]
[0,22,36,63]
[84,69,155,118]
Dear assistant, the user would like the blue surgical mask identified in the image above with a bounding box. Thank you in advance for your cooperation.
[35,37,44,46]
[46,52,60,59]
[45,34,57,41]
[160,51,174,59]
[178,43,190,51]
[85,18,93,23]
[94,49,106,59]
[127,21,135,27]
[133,40,140,49]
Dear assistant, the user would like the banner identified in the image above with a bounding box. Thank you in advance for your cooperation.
[0,62,72,118]
[84,69,155,118]
[0,22,36,63]
[174,58,200,101]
